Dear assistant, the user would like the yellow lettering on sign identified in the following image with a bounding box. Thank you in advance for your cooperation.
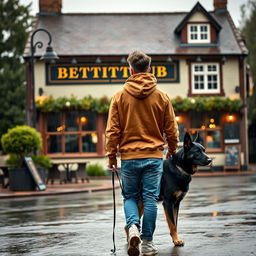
[120,66,129,78]
[157,66,167,77]
[151,66,156,75]
[57,67,68,79]
[102,67,108,78]
[79,67,90,78]
[69,67,79,79]
[90,67,101,78]
[108,66,119,78]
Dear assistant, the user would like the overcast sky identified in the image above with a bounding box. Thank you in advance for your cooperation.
[20,0,248,28]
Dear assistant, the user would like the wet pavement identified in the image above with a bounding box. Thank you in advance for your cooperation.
[0,175,255,256]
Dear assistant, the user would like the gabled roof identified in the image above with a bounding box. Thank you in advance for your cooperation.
[174,1,222,34]
[23,4,247,58]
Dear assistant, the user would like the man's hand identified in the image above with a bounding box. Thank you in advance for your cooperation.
[108,157,117,172]
[166,150,176,159]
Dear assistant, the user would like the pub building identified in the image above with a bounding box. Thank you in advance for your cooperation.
[23,0,249,170]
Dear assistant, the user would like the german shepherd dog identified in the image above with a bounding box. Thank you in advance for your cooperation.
[160,132,212,246]
[125,132,212,247]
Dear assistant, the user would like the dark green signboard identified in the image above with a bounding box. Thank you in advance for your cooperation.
[46,62,179,85]
[24,157,46,191]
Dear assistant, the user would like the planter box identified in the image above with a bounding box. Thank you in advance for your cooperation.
[9,167,36,191]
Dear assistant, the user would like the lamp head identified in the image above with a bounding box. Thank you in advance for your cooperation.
[40,45,59,60]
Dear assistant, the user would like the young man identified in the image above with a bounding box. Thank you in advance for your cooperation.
[105,51,179,256]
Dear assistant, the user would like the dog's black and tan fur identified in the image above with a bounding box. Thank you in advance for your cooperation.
[126,132,212,247]
[160,132,212,246]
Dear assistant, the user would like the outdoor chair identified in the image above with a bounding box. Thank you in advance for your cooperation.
[69,162,90,183]
[46,164,67,184]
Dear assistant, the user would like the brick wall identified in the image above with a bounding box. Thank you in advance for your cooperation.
[39,0,62,14]
[213,0,228,10]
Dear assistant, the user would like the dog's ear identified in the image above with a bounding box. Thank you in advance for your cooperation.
[194,132,200,143]
[184,132,193,152]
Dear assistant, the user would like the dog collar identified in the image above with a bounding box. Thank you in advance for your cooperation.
[176,165,190,176]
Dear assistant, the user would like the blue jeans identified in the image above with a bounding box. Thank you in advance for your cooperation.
[121,158,163,241]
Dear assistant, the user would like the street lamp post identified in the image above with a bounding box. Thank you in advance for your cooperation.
[30,28,59,128]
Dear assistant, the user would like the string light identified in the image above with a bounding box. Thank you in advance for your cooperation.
[228,114,234,121]
[80,116,87,123]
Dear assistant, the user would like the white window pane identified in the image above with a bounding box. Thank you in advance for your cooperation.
[190,26,197,32]
[191,34,197,40]
[200,25,208,32]
[208,65,217,72]
[194,65,204,72]
[207,75,217,81]
[201,33,208,40]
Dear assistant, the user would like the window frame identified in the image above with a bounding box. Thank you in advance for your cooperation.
[187,23,211,44]
[189,127,223,153]
[191,62,220,94]
[40,111,105,158]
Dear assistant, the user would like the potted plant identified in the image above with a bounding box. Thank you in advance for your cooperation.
[1,125,42,191]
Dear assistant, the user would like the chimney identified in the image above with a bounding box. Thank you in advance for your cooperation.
[39,0,62,15]
[214,0,228,14]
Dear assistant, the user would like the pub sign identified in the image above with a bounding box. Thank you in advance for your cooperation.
[46,61,179,85]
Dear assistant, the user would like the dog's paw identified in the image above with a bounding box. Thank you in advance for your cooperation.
[173,239,184,246]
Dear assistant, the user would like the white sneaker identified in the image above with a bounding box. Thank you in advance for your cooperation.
[141,239,158,255]
[127,224,141,256]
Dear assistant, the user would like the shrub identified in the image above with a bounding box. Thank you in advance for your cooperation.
[32,155,52,169]
[86,163,108,176]
[5,154,20,167]
[1,125,42,167]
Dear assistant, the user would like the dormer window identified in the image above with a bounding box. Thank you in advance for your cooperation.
[188,24,210,43]
[174,2,221,45]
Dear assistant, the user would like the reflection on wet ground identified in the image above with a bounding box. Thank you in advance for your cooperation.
[0,175,256,255]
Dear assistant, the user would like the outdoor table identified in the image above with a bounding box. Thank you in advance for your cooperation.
[51,160,90,183]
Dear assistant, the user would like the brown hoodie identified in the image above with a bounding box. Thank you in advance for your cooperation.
[105,72,179,160]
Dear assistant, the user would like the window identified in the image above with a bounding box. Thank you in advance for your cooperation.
[224,123,240,144]
[206,130,221,149]
[192,63,220,94]
[178,123,185,142]
[190,128,222,152]
[188,24,210,43]
[189,111,222,152]
[45,111,98,155]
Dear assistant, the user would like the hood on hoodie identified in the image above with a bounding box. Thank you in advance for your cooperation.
[123,73,157,99]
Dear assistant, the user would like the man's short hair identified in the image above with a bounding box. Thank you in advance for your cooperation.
[127,51,151,73]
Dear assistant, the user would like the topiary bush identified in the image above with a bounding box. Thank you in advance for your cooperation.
[1,125,42,167]
[86,163,108,176]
